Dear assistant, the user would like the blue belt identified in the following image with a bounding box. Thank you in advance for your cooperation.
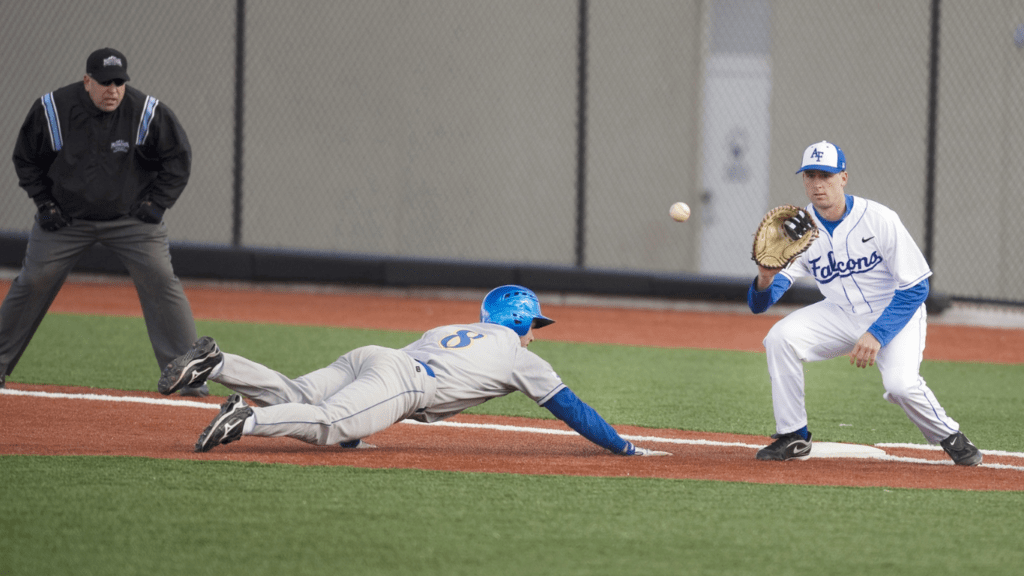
[415,359,435,378]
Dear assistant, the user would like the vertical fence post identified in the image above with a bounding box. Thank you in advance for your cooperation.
[232,0,246,248]
[924,0,941,265]
[574,0,589,268]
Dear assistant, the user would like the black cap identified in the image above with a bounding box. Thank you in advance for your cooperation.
[86,48,130,84]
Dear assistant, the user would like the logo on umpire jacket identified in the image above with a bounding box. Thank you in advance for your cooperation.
[110,139,130,153]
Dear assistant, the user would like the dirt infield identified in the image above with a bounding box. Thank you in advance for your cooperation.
[2,279,1023,491]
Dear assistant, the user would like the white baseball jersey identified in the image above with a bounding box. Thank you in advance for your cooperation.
[779,196,932,314]
[403,322,566,422]
[757,195,960,443]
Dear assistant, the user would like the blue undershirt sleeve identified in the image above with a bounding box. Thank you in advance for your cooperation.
[866,278,929,347]
[543,387,629,454]
[748,274,793,314]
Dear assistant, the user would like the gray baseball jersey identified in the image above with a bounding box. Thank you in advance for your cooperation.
[211,322,566,445]
[402,323,565,421]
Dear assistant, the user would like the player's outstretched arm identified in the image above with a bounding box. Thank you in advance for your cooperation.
[543,388,671,456]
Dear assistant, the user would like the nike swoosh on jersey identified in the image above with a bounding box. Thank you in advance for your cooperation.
[862,236,874,242]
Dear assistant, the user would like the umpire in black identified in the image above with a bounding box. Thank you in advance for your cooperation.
[2,47,207,396]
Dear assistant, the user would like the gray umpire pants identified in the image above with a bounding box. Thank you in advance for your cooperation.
[0,217,198,377]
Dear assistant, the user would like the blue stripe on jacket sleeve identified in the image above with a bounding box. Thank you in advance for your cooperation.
[136,96,159,145]
[41,93,62,151]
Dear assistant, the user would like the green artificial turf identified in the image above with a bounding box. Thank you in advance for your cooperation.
[2,455,1022,576]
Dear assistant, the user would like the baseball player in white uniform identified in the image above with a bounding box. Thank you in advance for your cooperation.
[747,141,982,466]
[160,285,670,457]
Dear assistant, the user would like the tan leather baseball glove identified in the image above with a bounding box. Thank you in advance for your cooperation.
[751,205,818,270]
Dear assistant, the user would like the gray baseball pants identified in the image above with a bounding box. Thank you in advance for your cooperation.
[0,218,198,376]
[213,345,437,445]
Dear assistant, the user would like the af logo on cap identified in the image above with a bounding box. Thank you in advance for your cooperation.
[797,141,847,174]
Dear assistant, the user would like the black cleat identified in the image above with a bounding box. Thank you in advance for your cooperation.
[194,394,252,453]
[940,431,983,466]
[756,431,813,461]
[158,337,223,395]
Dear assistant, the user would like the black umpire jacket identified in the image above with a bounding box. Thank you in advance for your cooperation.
[12,81,192,221]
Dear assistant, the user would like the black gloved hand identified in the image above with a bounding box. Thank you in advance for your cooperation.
[130,199,165,224]
[36,201,72,231]
[782,208,815,241]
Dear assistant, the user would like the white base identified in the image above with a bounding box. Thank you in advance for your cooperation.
[809,442,887,459]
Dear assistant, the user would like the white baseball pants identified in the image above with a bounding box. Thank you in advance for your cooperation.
[763,300,960,443]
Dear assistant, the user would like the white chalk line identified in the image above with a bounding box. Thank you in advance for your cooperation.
[1,387,215,409]
[5,388,1024,472]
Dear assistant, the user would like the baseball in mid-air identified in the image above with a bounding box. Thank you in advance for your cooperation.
[669,202,690,222]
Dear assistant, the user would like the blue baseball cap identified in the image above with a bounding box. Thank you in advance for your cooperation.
[796,141,846,174]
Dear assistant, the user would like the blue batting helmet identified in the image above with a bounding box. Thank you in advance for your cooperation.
[480,285,555,336]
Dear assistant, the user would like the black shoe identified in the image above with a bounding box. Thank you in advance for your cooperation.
[158,337,223,395]
[940,431,982,466]
[0,374,5,388]
[194,394,252,453]
[756,431,813,461]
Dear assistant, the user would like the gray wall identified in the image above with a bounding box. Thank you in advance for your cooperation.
[243,1,579,264]
[585,2,703,273]
[933,0,1024,301]
[1,0,1022,301]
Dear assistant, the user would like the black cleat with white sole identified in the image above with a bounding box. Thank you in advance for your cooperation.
[195,394,252,453]
[158,336,223,395]
[756,431,813,461]
[940,431,983,466]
